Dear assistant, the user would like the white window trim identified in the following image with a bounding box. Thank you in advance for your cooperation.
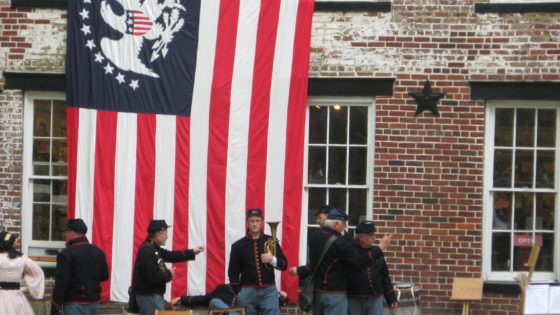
[299,96,376,266]
[22,91,67,267]
[483,100,560,281]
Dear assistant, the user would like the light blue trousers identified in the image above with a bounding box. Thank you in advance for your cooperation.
[313,292,348,315]
[136,294,165,315]
[62,303,100,315]
[348,295,384,315]
[237,286,279,315]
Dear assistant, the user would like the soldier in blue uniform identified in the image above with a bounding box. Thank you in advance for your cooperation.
[347,220,398,315]
[300,209,380,315]
[133,219,204,315]
[51,219,109,315]
[228,209,287,315]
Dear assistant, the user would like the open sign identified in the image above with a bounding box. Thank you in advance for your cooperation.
[513,234,543,247]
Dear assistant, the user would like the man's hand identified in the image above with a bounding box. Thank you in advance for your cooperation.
[172,297,181,305]
[391,301,398,310]
[193,246,205,255]
[289,267,298,276]
[261,247,274,264]
[378,234,393,251]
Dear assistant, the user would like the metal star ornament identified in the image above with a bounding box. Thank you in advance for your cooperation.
[409,80,446,116]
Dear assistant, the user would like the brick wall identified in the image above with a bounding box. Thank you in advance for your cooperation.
[2,0,560,314]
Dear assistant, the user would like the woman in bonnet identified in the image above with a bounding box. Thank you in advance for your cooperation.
[0,230,45,315]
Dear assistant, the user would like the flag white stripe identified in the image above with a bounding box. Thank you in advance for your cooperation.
[224,0,261,282]
[188,0,221,295]
[110,112,138,301]
[75,108,97,241]
[266,0,300,287]
[265,0,299,222]
[154,114,177,300]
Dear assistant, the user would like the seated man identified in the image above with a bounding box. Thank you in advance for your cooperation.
[172,283,288,313]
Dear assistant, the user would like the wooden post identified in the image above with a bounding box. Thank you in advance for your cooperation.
[515,243,541,315]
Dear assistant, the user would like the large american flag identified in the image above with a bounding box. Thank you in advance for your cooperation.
[66,0,314,302]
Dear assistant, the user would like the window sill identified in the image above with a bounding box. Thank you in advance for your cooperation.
[475,2,560,13]
[11,0,66,8]
[315,1,391,12]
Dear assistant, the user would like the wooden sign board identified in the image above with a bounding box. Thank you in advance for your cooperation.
[450,277,483,301]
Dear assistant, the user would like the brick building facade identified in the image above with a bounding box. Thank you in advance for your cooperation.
[2,1,560,314]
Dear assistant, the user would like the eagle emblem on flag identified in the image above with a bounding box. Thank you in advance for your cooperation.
[97,0,186,79]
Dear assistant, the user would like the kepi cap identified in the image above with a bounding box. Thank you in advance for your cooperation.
[147,219,171,233]
[355,220,376,234]
[327,208,348,221]
[246,208,263,218]
[315,204,335,216]
[64,218,88,234]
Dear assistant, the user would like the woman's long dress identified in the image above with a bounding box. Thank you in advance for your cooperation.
[0,253,45,315]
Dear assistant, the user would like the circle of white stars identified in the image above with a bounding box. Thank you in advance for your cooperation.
[79,0,140,90]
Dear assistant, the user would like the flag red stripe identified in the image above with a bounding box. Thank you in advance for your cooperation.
[245,0,281,212]
[281,0,314,299]
[134,22,153,26]
[206,0,240,292]
[132,114,157,266]
[66,107,79,219]
[92,110,118,301]
[171,116,190,298]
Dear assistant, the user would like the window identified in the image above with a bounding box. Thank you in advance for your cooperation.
[301,97,375,250]
[484,101,559,281]
[22,92,67,265]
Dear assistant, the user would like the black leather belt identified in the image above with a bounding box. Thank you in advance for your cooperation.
[0,282,20,290]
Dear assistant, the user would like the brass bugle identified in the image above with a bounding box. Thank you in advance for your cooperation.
[264,221,280,269]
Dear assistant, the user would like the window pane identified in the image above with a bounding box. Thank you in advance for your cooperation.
[329,106,348,144]
[537,109,556,147]
[32,204,50,240]
[536,193,554,231]
[328,188,347,213]
[52,180,68,204]
[308,146,326,184]
[493,149,512,188]
[495,108,514,147]
[514,150,533,188]
[308,188,326,225]
[33,139,50,161]
[349,107,368,145]
[348,147,367,185]
[493,192,512,229]
[535,233,554,271]
[33,180,50,202]
[33,100,51,137]
[514,192,534,230]
[536,150,554,188]
[309,106,327,144]
[52,101,67,137]
[516,109,535,147]
[328,147,347,185]
[348,189,367,226]
[52,140,68,176]
[513,233,534,271]
[491,232,510,271]
[52,205,67,241]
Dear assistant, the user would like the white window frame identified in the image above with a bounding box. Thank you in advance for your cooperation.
[483,100,560,281]
[21,91,67,267]
[299,96,376,265]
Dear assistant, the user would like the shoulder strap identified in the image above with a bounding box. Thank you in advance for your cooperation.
[310,235,337,279]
